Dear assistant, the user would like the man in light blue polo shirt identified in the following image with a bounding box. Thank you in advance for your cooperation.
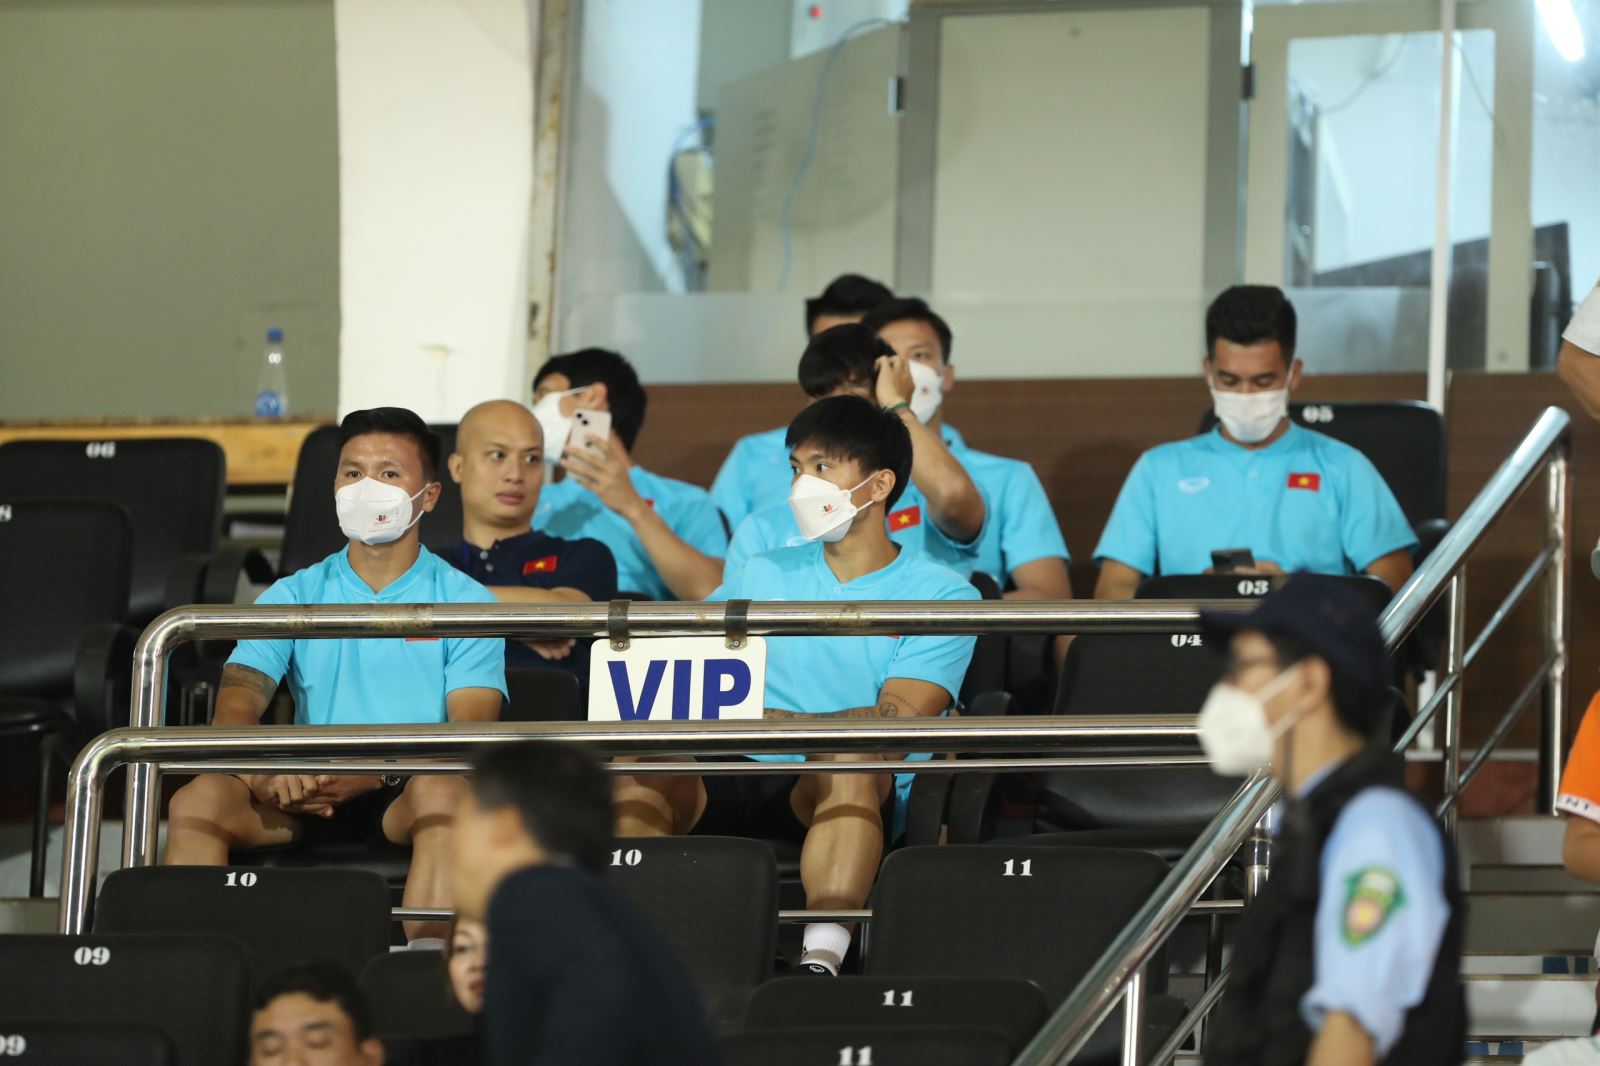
[712,272,894,526]
[721,323,988,582]
[1095,286,1416,600]
[860,297,1073,610]
[615,396,978,978]
[531,348,727,601]
[164,407,507,941]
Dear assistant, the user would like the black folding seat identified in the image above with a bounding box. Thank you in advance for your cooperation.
[0,438,249,622]
[608,837,778,1010]
[722,1026,1014,1066]
[1198,400,1448,559]
[0,499,135,895]
[279,423,463,579]
[961,572,1008,706]
[0,1022,173,1065]
[505,665,582,722]
[359,949,476,1041]
[742,975,1048,1049]
[1137,572,1391,613]
[0,932,249,1065]
[94,865,391,994]
[864,845,1184,1064]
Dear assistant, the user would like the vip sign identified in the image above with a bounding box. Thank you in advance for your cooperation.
[588,637,767,722]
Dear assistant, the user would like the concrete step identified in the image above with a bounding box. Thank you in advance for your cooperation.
[1467,894,1600,955]
[1467,974,1596,1038]
[1471,865,1598,894]
[1460,816,1566,868]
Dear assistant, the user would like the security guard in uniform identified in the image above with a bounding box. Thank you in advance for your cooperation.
[1198,575,1465,1066]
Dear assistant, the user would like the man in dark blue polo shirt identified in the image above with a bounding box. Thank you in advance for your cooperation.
[446,400,617,684]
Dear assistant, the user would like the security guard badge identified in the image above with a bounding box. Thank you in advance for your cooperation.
[1342,866,1405,946]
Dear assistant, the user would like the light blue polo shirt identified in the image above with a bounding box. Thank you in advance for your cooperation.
[228,546,507,726]
[723,482,982,588]
[711,423,969,530]
[711,542,979,829]
[533,465,729,600]
[961,447,1070,582]
[1301,781,1449,1055]
[1094,424,1416,578]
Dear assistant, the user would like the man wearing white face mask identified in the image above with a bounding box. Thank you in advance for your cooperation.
[1196,575,1463,1065]
[1095,286,1416,601]
[165,408,507,942]
[615,396,979,977]
[531,349,727,601]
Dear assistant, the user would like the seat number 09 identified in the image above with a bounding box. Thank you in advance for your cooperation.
[0,1036,25,1056]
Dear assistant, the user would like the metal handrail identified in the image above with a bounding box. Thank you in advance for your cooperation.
[1016,405,1573,1066]
[119,599,1248,868]
[62,714,1204,933]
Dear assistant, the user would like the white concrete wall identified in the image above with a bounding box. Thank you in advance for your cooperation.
[335,0,534,420]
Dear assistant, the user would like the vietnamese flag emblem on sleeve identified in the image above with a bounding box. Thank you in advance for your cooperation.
[523,555,559,575]
[1288,472,1322,491]
[889,505,922,530]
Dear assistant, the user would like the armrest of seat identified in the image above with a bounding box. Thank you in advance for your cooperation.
[1412,517,1451,565]
[965,691,1013,718]
[200,546,276,605]
[904,768,953,847]
[72,622,138,737]
[164,552,212,611]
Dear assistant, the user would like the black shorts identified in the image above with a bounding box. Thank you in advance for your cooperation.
[693,758,807,843]
[296,780,409,848]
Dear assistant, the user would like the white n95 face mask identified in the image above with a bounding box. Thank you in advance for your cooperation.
[335,478,430,545]
[530,387,585,467]
[907,360,945,424]
[1196,666,1308,776]
[1210,386,1289,444]
[788,473,878,543]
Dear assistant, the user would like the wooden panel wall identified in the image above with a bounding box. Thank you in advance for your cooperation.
[637,371,1589,752]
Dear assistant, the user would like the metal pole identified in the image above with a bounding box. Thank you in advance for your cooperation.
[1441,573,1467,841]
[1242,812,1273,902]
[1424,0,1457,414]
[124,611,184,868]
[1120,970,1144,1066]
[1542,450,1571,813]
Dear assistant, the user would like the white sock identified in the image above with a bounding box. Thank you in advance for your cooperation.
[801,922,852,973]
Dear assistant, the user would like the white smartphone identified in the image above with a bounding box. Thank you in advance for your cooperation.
[567,408,612,458]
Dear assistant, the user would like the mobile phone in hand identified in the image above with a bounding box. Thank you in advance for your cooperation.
[1210,548,1256,574]
[567,409,612,457]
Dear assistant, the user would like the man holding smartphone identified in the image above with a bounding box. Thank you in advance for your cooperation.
[531,348,727,601]
[1093,286,1416,600]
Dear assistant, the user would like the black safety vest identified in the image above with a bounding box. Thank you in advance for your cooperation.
[1205,746,1466,1066]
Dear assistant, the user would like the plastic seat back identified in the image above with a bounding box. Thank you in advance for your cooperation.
[94,866,391,995]
[742,975,1048,1048]
[723,1026,1014,1066]
[0,1022,173,1065]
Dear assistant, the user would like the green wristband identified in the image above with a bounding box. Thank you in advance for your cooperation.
[885,401,911,414]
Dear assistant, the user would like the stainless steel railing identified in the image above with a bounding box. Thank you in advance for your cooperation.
[1016,406,1573,1066]
[61,713,1213,933]
[118,599,1238,872]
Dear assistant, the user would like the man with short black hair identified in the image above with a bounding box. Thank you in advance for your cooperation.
[250,962,384,1066]
[860,297,1072,609]
[1198,575,1463,1064]
[617,395,979,978]
[532,348,727,600]
[451,741,720,1066]
[804,271,893,336]
[1095,285,1415,601]
[446,399,617,682]
[719,324,987,581]
[164,407,507,942]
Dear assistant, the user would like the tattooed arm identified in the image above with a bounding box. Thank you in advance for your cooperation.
[761,679,954,720]
[214,662,279,727]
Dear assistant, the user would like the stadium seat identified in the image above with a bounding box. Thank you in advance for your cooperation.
[864,845,1183,1064]
[741,975,1048,1049]
[960,573,1008,706]
[0,1021,173,1065]
[504,665,582,722]
[1137,572,1392,612]
[0,933,249,1065]
[608,837,778,1010]
[722,1026,1015,1066]
[1197,400,1448,558]
[278,423,464,579]
[94,866,392,993]
[0,438,256,622]
[0,499,135,896]
[360,948,476,1038]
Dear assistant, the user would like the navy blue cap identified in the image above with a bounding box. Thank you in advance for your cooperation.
[1200,573,1390,700]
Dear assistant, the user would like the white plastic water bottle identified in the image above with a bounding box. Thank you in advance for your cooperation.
[254,328,289,418]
